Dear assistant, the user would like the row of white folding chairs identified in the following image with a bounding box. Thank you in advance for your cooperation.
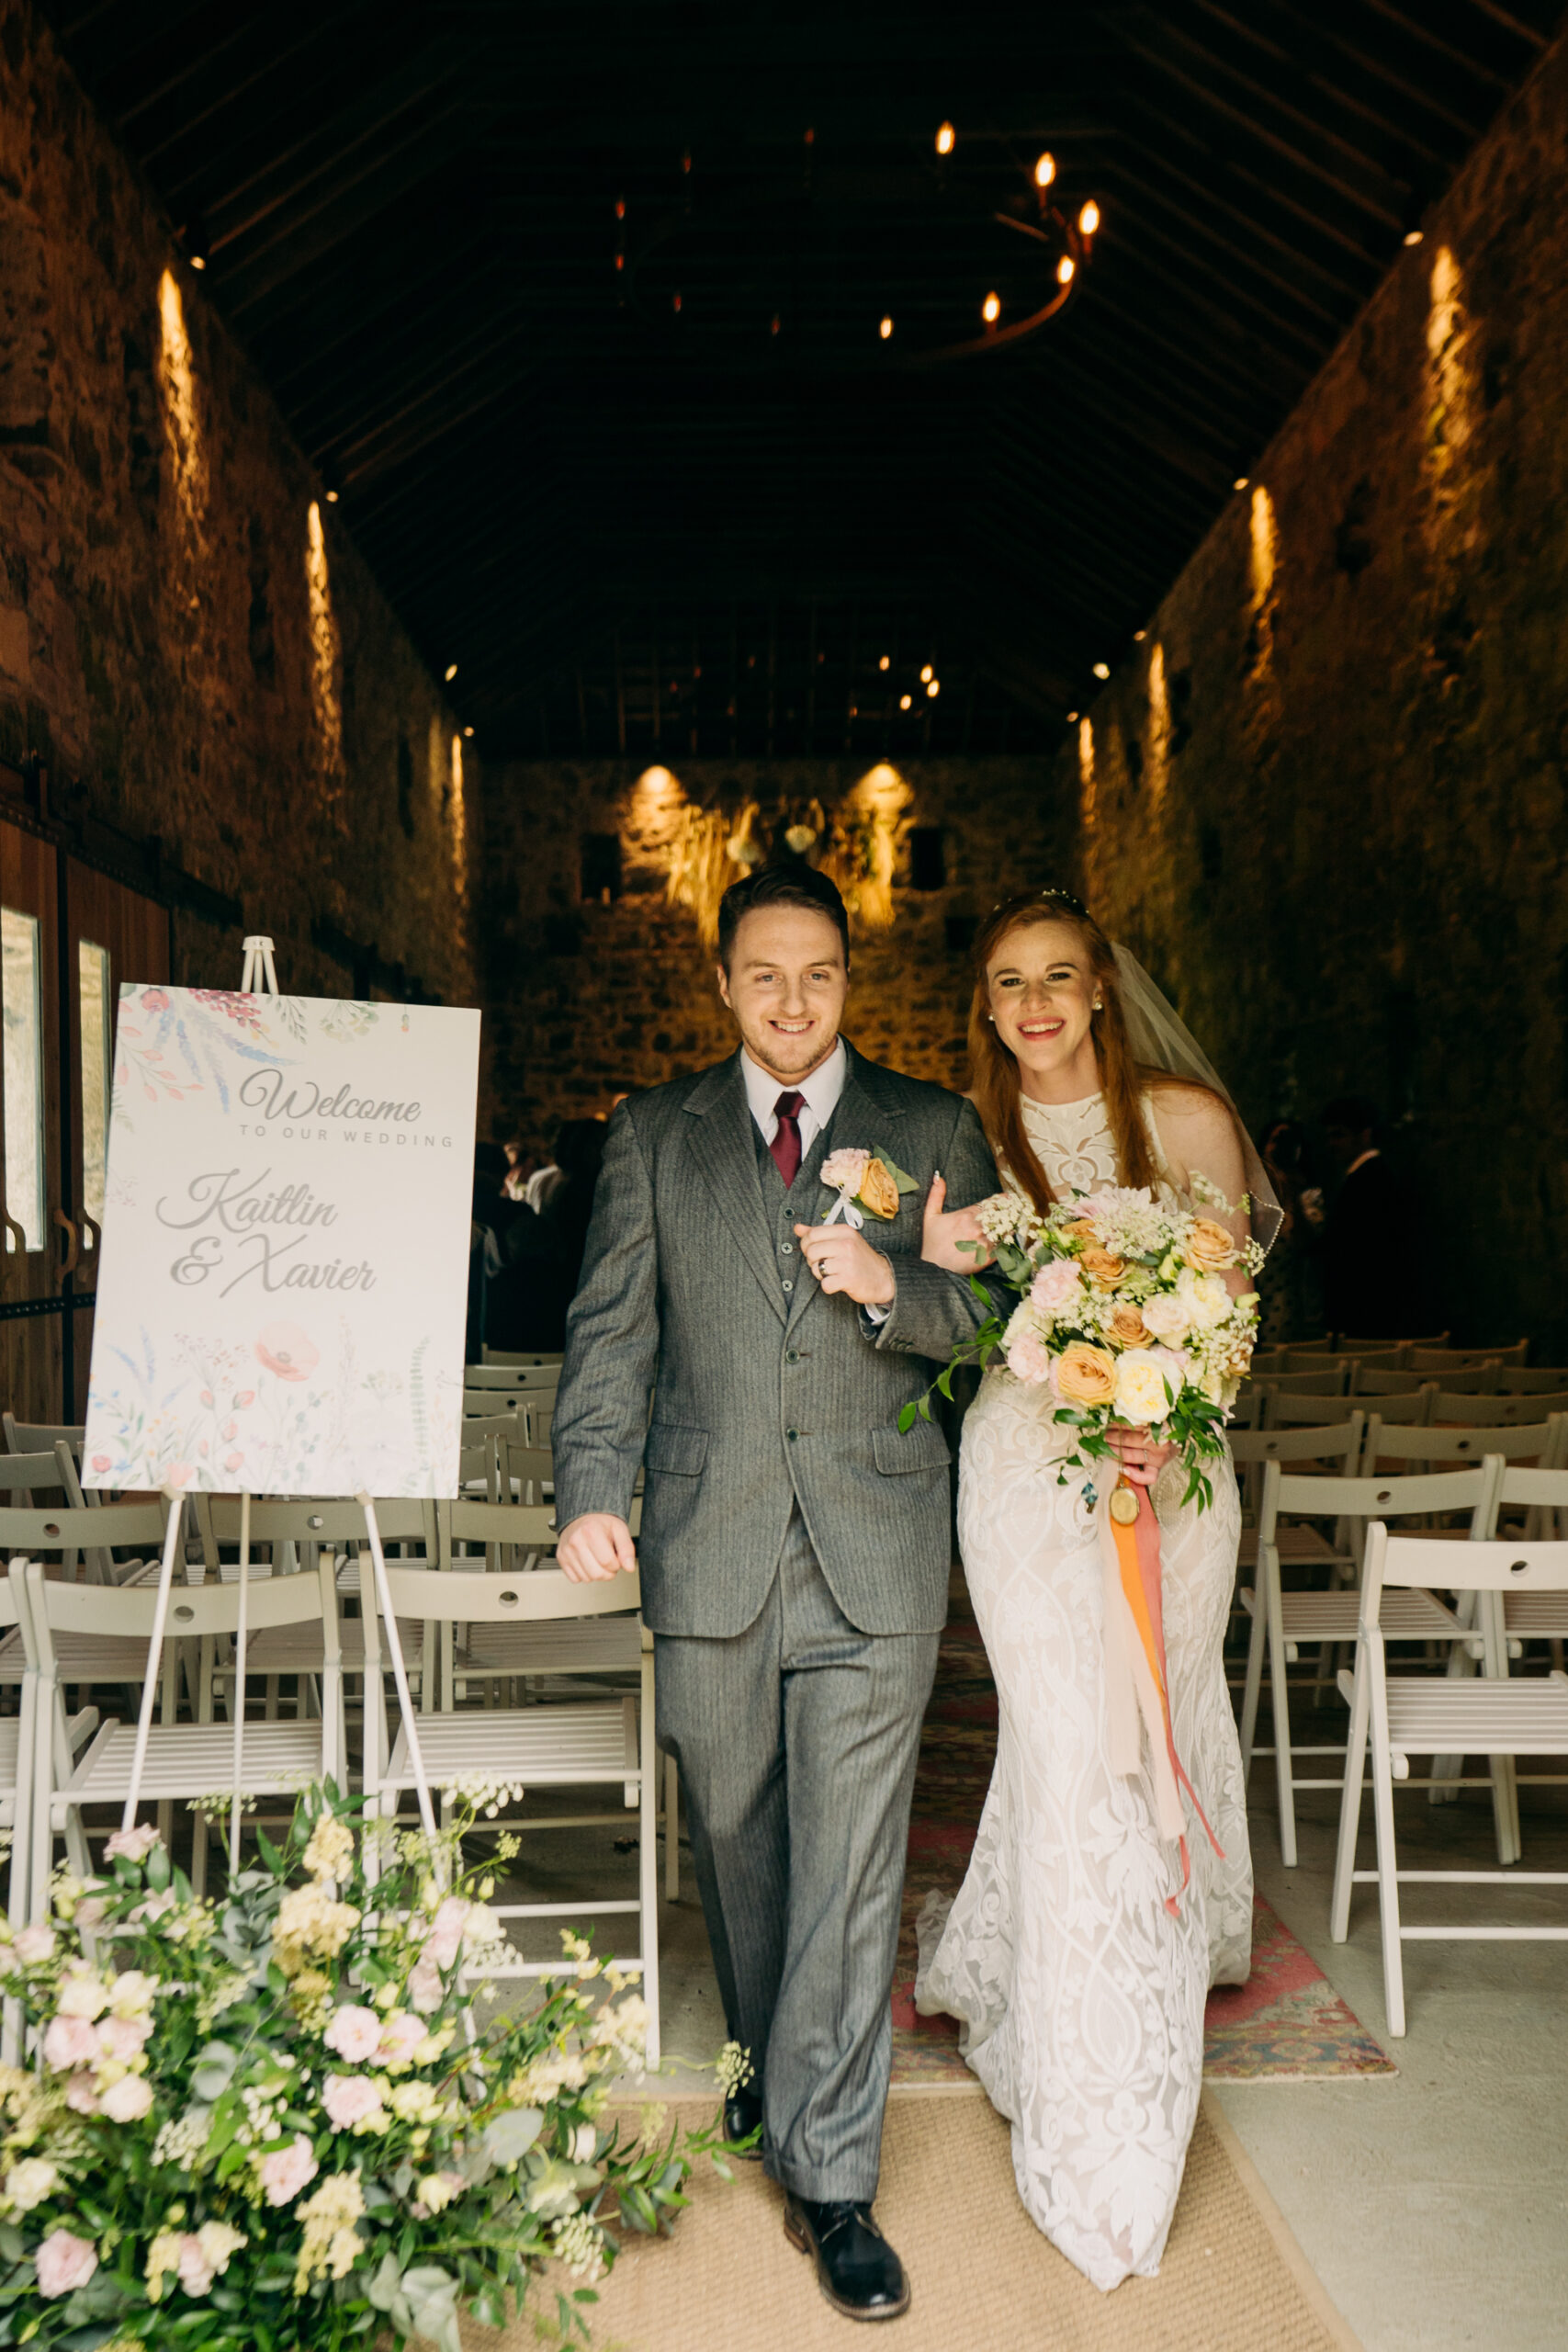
[1240,1380,1568,1428]
[3,1512,664,2061]
[1328,1526,1568,2036]
[1236,1442,1568,1868]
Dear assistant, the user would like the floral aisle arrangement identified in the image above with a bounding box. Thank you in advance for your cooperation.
[0,1786,726,2352]
[902,1174,1263,1509]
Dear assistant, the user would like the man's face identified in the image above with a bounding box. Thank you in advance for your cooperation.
[716,906,849,1084]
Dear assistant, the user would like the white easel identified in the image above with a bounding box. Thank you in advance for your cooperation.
[118,939,436,1869]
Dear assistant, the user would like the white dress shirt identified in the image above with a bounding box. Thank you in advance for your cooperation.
[741,1037,848,1155]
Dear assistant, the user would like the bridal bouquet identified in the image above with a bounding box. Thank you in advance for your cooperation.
[0,1784,725,2352]
[902,1176,1263,1509]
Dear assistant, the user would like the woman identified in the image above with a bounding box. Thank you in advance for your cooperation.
[913,888,1267,2292]
[485,1117,607,1352]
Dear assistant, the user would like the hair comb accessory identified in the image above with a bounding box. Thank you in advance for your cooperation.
[989,885,1089,918]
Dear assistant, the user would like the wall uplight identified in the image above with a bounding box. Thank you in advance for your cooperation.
[1404,228,1424,247]
[936,120,955,155]
[462,725,474,740]
[879,315,894,340]
[1078,199,1100,237]
[1034,152,1056,188]
[1233,474,1249,492]
[1133,628,1146,642]
[926,679,940,697]
[1056,255,1075,286]
[899,694,912,710]
[919,664,933,683]
[982,291,1000,323]
[444,662,458,682]
[878,655,891,670]
[1092,661,1110,680]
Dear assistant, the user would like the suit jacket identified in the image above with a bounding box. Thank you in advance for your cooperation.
[551,1042,1000,1638]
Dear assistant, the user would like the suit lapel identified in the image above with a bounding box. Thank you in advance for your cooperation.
[682,1054,789,1325]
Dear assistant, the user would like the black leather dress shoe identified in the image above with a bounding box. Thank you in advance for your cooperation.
[722,2082,764,2158]
[784,2196,910,2321]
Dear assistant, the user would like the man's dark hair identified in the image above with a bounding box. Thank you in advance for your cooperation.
[716,862,851,970]
[1320,1094,1380,1136]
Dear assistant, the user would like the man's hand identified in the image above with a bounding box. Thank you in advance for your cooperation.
[556,1512,637,1583]
[793,1222,897,1306]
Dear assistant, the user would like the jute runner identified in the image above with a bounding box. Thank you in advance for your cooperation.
[497,2090,1359,2352]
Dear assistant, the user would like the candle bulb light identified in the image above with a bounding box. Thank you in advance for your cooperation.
[1056,255,1075,286]
[1078,199,1100,237]
[1035,153,1055,188]
[879,315,894,340]
[936,120,955,155]
[1093,662,1110,680]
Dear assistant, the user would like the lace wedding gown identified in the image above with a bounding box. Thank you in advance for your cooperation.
[914,1089,1253,2292]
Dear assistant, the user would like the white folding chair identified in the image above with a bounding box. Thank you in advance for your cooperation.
[1413,1342,1529,1374]
[1260,1390,1365,1430]
[1350,1366,1434,1399]
[1238,1458,1504,1865]
[1431,1389,1568,1426]
[1231,1416,1363,1574]
[466,1361,563,1389]
[1329,1528,1568,2034]
[1489,1366,1568,1396]
[24,1553,344,1905]
[1362,1415,1561,1478]
[1256,1365,1348,1397]
[367,1558,661,2061]
[480,1350,564,1368]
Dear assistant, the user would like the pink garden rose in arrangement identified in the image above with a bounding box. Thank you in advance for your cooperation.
[0,1784,733,2352]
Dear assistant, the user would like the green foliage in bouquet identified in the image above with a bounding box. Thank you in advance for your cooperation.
[898,1179,1263,1510]
[0,1784,728,2352]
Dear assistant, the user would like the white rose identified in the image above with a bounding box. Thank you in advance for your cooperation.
[5,2159,59,2212]
[107,1971,158,2018]
[1112,1350,1179,1428]
[1175,1267,1231,1331]
[55,1971,108,2021]
[1140,1292,1190,1342]
[99,2075,154,2123]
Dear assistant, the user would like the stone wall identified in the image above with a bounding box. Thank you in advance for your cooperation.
[479,755,1054,1138]
[1044,35,1568,1356]
[0,0,472,1001]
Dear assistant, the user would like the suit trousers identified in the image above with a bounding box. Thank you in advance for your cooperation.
[654,1509,939,2202]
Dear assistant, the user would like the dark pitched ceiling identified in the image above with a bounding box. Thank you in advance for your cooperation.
[43,0,1568,757]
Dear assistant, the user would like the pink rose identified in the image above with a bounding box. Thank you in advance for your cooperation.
[234,1390,255,1408]
[74,1896,109,1934]
[1030,1259,1084,1317]
[1140,1294,1190,1342]
[13,1924,56,1963]
[254,1322,319,1383]
[42,2015,100,2073]
[224,1453,244,1472]
[97,2014,153,2063]
[35,2228,97,2299]
[406,1957,443,2015]
[90,1453,111,1475]
[99,2074,153,2122]
[176,2235,216,2297]
[107,1823,162,1863]
[322,2073,385,2132]
[64,2073,101,2115]
[322,2004,382,2064]
[1005,1329,1056,1387]
[423,1896,469,1971]
[260,2134,319,2207]
[1076,1192,1121,1221]
[820,1148,871,1196]
[221,1420,237,1440]
[199,1390,214,1408]
[377,2008,426,2066]
[140,989,170,1013]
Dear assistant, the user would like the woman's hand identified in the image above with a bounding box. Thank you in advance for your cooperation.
[1105,1424,1178,1488]
[920,1174,995,1272]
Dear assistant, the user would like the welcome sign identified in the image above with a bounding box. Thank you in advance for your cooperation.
[83,986,479,1497]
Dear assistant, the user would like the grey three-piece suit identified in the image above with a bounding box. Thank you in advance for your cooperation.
[552,1041,998,2199]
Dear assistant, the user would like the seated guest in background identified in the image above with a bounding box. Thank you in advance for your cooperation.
[486,1117,608,1351]
[1254,1115,1325,1343]
[1319,1094,1420,1339]
[467,1141,513,1361]
[502,1137,541,1201]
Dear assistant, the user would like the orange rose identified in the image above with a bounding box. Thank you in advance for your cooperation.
[1056,1341,1118,1407]
[1077,1242,1127,1288]
[858,1159,900,1221]
[1062,1218,1099,1241]
[1185,1216,1239,1272]
[1109,1302,1151,1349]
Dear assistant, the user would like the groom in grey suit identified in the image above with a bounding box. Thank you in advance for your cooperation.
[552,863,997,2321]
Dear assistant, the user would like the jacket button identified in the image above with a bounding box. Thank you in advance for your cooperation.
[786,1428,798,1442]
[786,1350,798,1363]
[782,1279,794,1293]
[780,1240,795,1254]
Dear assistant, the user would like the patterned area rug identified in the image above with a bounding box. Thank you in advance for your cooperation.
[891,1589,1394,2085]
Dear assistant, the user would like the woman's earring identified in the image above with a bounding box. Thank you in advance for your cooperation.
[1092,999,1103,1012]
[987,1012,995,1023]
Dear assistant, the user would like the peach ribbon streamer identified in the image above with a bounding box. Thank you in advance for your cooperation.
[1096,1476,1224,1915]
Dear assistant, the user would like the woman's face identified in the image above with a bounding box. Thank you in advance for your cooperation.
[985,919,1100,1094]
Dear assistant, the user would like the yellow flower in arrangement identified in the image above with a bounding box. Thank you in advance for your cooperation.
[1108,1302,1152,1350]
[1077,1241,1127,1288]
[1184,1216,1239,1272]
[1056,1341,1118,1406]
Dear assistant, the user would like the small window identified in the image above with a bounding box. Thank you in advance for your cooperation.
[1,908,44,1250]
[79,939,112,1243]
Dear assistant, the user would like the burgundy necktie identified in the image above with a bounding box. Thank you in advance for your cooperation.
[770,1091,806,1188]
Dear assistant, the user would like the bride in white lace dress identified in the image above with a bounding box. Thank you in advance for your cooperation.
[913,890,1264,2293]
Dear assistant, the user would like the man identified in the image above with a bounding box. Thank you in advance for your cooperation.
[1319,1093,1420,1340]
[551,864,997,2322]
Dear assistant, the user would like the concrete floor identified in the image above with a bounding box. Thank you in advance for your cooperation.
[492,1727,1568,2351]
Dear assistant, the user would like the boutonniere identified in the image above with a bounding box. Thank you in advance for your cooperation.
[818,1148,919,1228]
